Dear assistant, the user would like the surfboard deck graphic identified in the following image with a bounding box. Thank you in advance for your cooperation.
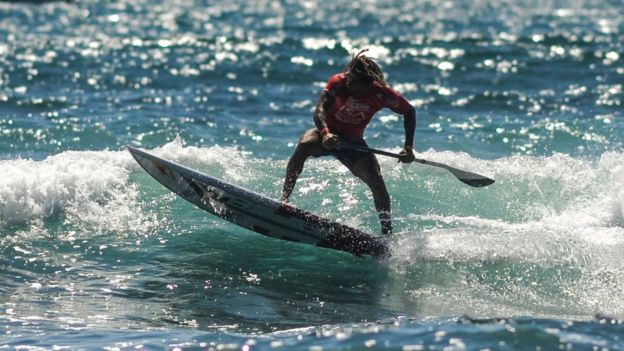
[128,146,389,258]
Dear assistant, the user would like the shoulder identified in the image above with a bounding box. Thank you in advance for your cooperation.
[373,81,400,95]
[373,82,412,112]
[373,81,398,101]
[323,73,347,96]
[327,73,347,85]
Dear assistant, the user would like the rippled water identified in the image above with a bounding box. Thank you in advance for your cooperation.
[1,0,623,349]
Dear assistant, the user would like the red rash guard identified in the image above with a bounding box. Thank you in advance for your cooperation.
[322,73,412,141]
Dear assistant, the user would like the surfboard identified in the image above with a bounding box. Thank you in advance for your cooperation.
[127,146,389,258]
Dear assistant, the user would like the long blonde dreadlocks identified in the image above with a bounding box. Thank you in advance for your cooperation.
[344,49,387,86]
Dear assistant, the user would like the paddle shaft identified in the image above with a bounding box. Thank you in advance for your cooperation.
[341,143,428,163]
[341,143,495,187]
[344,144,425,162]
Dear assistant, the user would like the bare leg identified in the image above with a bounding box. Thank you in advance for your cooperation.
[342,154,393,235]
[281,129,325,202]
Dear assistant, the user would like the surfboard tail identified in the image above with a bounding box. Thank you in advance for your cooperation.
[317,228,389,258]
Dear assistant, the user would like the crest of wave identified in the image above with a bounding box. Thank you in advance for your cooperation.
[0,148,153,234]
[0,136,258,235]
[149,135,256,184]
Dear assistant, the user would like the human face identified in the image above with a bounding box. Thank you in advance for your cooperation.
[346,74,373,97]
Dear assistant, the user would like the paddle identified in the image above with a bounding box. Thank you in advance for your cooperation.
[341,143,495,188]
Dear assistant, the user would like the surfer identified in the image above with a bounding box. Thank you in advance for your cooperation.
[280,49,416,235]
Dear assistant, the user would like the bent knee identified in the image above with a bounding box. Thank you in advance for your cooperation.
[295,130,323,156]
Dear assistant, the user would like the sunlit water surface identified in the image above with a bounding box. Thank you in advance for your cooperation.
[1,0,623,349]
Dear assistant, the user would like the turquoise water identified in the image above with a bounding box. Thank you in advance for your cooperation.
[1,0,623,349]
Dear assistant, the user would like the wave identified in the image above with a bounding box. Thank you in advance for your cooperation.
[1,139,622,231]
[0,139,623,319]
[0,148,138,230]
[384,151,624,318]
[0,139,261,233]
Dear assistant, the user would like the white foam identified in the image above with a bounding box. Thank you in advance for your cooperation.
[383,150,624,318]
[0,149,135,226]
[0,138,262,234]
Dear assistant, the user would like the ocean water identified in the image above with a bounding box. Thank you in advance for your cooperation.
[1,0,623,349]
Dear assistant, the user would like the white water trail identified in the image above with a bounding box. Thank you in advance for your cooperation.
[384,150,624,319]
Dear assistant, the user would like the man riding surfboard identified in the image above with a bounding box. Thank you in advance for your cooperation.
[280,49,417,236]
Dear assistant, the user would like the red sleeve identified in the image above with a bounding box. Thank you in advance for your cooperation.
[322,73,346,97]
[377,85,412,115]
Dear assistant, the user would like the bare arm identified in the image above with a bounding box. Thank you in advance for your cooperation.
[313,90,334,131]
[313,91,341,149]
[403,105,416,148]
[399,105,416,163]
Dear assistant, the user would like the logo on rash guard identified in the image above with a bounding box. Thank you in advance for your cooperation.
[335,97,370,124]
